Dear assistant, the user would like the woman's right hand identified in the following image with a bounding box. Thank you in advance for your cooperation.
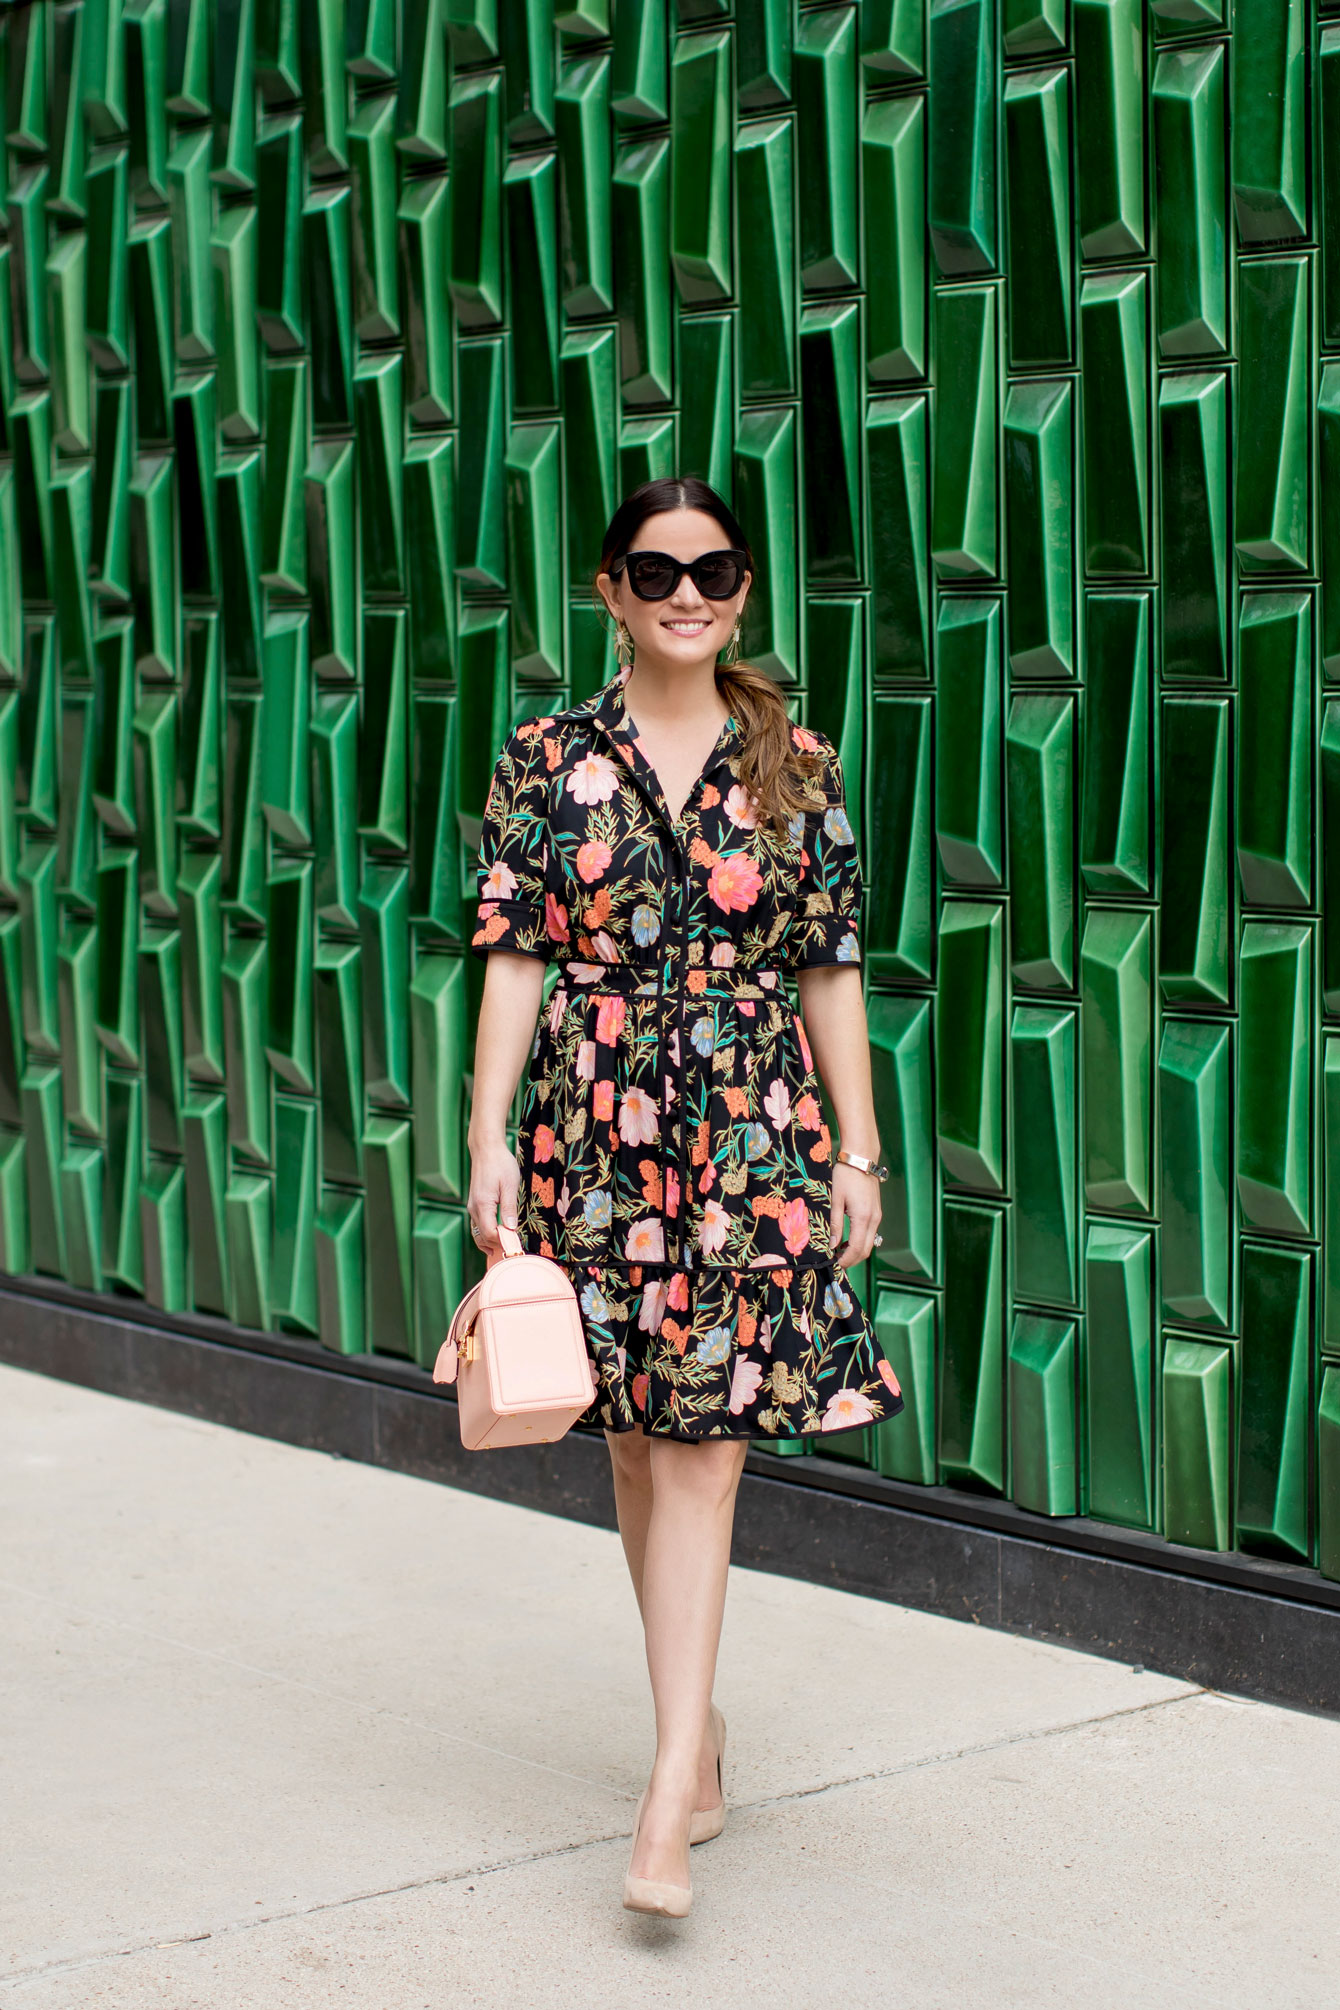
[467,1136,522,1256]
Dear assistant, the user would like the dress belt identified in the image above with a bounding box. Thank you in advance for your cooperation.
[554,960,785,1271]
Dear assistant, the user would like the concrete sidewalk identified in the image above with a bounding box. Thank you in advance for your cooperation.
[2,1363,1337,2010]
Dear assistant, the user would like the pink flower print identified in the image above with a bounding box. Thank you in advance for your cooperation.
[556,1181,572,1218]
[758,970,777,990]
[591,929,620,963]
[791,725,821,752]
[708,852,764,914]
[795,1018,814,1072]
[576,839,613,883]
[763,1078,793,1129]
[878,1357,903,1400]
[699,1196,730,1256]
[821,1388,878,1431]
[724,783,758,831]
[738,1001,755,1018]
[548,987,568,1035]
[566,752,621,805]
[729,1356,765,1415]
[639,1279,669,1332]
[662,1075,677,1113]
[667,1271,690,1311]
[532,1124,556,1164]
[619,1086,660,1145]
[616,1345,627,1379]
[709,940,736,967]
[595,995,626,1044]
[756,1313,773,1356]
[795,1091,822,1130]
[698,1161,716,1192]
[665,1168,681,1219]
[625,1216,666,1263]
[593,1080,614,1122]
[779,1198,810,1256]
[482,860,518,899]
[545,893,570,942]
[576,1040,597,1081]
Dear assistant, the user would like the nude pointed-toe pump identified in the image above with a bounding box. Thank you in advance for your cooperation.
[622,1793,693,1919]
[688,1705,727,1846]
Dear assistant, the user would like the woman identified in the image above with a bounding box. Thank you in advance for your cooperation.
[467,476,902,1919]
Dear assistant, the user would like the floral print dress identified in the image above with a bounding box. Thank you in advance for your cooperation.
[470,667,904,1443]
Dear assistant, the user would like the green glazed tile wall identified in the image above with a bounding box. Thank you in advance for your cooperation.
[3,0,1340,1582]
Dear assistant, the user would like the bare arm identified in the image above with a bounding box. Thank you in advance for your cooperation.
[794,964,882,1271]
[467,951,547,1254]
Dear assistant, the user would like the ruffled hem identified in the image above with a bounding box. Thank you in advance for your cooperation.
[565,1258,904,1441]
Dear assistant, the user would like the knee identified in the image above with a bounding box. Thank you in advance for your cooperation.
[651,1437,748,1510]
[606,1428,653,1490]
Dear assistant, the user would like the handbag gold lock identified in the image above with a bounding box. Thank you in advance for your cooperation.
[457,1320,478,1365]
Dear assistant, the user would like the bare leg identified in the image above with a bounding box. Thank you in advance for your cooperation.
[606,1429,727,1816]
[627,1435,749,1887]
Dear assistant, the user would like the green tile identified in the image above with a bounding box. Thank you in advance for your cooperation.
[1006,694,1073,991]
[1003,379,1073,678]
[1009,1311,1078,1517]
[303,181,353,429]
[936,597,1002,887]
[557,50,613,317]
[871,1289,937,1483]
[1159,1018,1232,1328]
[271,1094,318,1335]
[360,608,409,850]
[936,899,1004,1195]
[255,111,304,353]
[1079,272,1148,576]
[612,134,672,404]
[1322,366,1340,680]
[505,425,565,682]
[262,361,308,597]
[1010,1006,1077,1308]
[1237,922,1311,1240]
[1236,1242,1310,1561]
[939,1199,1005,1493]
[1080,909,1151,1214]
[868,395,929,678]
[21,1065,65,1278]
[61,1146,104,1293]
[561,328,618,586]
[359,864,411,1111]
[265,862,315,1095]
[1319,1363,1340,1580]
[453,353,505,579]
[222,930,270,1167]
[1235,258,1310,574]
[1073,0,1144,260]
[1162,1335,1231,1551]
[1084,1222,1154,1529]
[315,1188,367,1355]
[212,204,261,440]
[354,351,404,597]
[800,302,862,586]
[1080,594,1150,896]
[312,693,361,931]
[1003,65,1070,367]
[795,5,858,292]
[350,90,400,342]
[0,1130,29,1275]
[670,27,732,302]
[260,612,311,851]
[133,690,178,919]
[733,406,799,681]
[139,927,185,1157]
[364,1114,414,1356]
[411,692,462,942]
[863,95,925,383]
[736,115,795,399]
[450,70,503,326]
[306,438,359,682]
[1323,29,1340,351]
[58,922,102,1141]
[226,1172,272,1331]
[931,285,997,579]
[1237,594,1311,912]
[1231,0,1306,243]
[94,847,139,1069]
[315,939,364,1187]
[1160,699,1230,1006]
[866,696,933,983]
[411,954,468,1199]
[399,173,454,426]
[179,852,225,1087]
[869,994,935,1283]
[413,1204,468,1373]
[1151,45,1227,358]
[218,452,263,682]
[103,1071,144,1293]
[928,0,995,276]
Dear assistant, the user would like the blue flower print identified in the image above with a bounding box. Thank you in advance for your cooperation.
[785,810,806,846]
[584,1189,613,1231]
[631,902,660,946]
[580,1280,611,1321]
[744,1122,771,1161]
[695,1324,733,1367]
[835,932,860,962]
[823,805,855,845]
[823,1280,853,1318]
[690,1016,715,1057]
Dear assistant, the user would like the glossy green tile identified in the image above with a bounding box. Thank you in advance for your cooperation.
[1159,1018,1232,1328]
[1237,256,1310,572]
[795,5,858,292]
[1080,594,1150,896]
[129,453,176,676]
[413,1204,467,1372]
[103,1071,144,1295]
[222,930,270,1167]
[1231,0,1306,243]
[125,0,168,205]
[449,70,502,327]
[58,921,102,1141]
[178,852,225,1087]
[740,0,794,99]
[1007,695,1073,992]
[133,690,178,919]
[360,864,411,1111]
[866,696,933,983]
[456,609,511,851]
[46,230,91,453]
[90,381,132,602]
[255,111,304,354]
[939,1199,1005,1493]
[315,1188,366,1356]
[18,838,61,1062]
[1236,1241,1310,1560]
[928,0,995,276]
[181,1096,229,1310]
[1237,594,1311,911]
[869,994,935,1283]
[355,351,404,597]
[936,597,1002,888]
[613,134,672,405]
[364,1114,414,1356]
[266,861,314,1095]
[167,126,216,363]
[734,115,794,400]
[399,174,453,428]
[1319,1363,1340,1580]
[936,899,1004,1195]
[556,51,613,318]
[172,373,218,597]
[350,91,399,343]
[1322,366,1340,681]
[670,27,731,303]
[94,847,139,1069]
[1011,1006,1077,1308]
[1323,705,1340,1014]
[1073,0,1144,259]
[226,1172,272,1331]
[800,302,861,585]
[360,609,409,851]
[1009,1311,1078,1515]
[15,614,57,833]
[260,613,311,851]
[315,939,363,1187]
[212,204,261,440]
[505,425,564,682]
[21,1065,65,1278]
[0,1130,29,1275]
[1004,379,1073,677]
[806,599,866,801]
[303,180,353,429]
[271,1094,318,1336]
[92,620,136,837]
[1151,46,1227,358]
[870,1290,937,1484]
[1237,922,1311,1240]
[61,1146,104,1293]
[931,285,997,579]
[1160,699,1230,1006]
[221,690,266,926]
[0,912,24,1129]
[561,328,618,588]
[306,437,358,683]
[139,927,184,1157]
[1083,1222,1154,1528]
[863,95,925,383]
[1162,1335,1231,1551]
[51,467,97,684]
[1004,65,1070,367]
[217,451,263,682]
[261,359,308,595]
[733,406,799,681]
[868,395,928,678]
[312,694,361,933]
[1080,908,1151,1214]
[1323,29,1340,350]
[411,954,468,1200]
[411,693,462,942]
[1079,271,1148,576]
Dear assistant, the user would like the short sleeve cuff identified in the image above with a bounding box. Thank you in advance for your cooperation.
[786,914,863,969]
[470,899,554,962]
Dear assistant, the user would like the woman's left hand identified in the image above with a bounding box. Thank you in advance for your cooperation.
[829,1160,882,1270]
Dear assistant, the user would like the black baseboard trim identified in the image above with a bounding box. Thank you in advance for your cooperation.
[4,1277,1339,1716]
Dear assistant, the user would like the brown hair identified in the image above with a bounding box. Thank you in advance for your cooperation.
[596,477,823,834]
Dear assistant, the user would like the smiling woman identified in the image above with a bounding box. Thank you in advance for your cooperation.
[464,475,898,1920]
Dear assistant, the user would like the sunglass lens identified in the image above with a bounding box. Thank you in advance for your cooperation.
[627,555,678,598]
[693,553,743,598]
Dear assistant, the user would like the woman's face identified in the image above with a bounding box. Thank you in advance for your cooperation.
[596,508,751,672]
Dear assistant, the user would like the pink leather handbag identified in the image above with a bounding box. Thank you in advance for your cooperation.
[432,1225,596,1450]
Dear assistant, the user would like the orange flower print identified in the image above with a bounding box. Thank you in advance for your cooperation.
[689,834,721,867]
[545,894,570,942]
[632,1372,649,1412]
[722,1085,749,1117]
[690,1117,711,1165]
[543,735,563,770]
[779,1197,810,1255]
[481,913,508,943]
[593,1080,614,1122]
[667,1271,689,1312]
[639,1158,663,1209]
[878,1358,903,1399]
[532,1123,556,1163]
[737,1299,757,1346]
[791,724,821,752]
[584,882,613,925]
[595,995,626,1044]
[795,1092,822,1130]
[686,969,709,994]
[700,783,721,809]
[810,1129,831,1163]
[531,1173,555,1207]
[751,1194,785,1219]
[795,1018,814,1071]
[660,1319,689,1355]
[708,853,763,913]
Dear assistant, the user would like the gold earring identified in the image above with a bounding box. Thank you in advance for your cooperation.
[721,615,743,666]
[615,619,634,668]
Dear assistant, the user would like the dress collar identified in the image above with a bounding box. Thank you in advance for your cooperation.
[585,668,743,810]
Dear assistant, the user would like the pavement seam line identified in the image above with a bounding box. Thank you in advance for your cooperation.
[0,1686,1206,1992]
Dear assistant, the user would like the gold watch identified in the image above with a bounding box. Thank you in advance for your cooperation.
[835,1148,889,1182]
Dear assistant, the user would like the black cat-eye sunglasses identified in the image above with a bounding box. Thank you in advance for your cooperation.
[608,548,750,601]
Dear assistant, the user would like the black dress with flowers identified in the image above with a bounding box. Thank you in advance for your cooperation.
[470,668,904,1442]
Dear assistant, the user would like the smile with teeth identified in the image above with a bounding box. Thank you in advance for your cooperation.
[662,619,710,632]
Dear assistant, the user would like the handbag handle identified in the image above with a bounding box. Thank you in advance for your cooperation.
[486,1223,524,1267]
